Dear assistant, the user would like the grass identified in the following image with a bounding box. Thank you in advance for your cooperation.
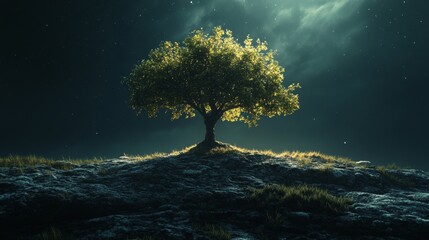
[199,144,357,167]
[0,155,103,170]
[278,151,357,166]
[128,145,197,161]
[128,152,168,161]
[205,144,277,156]
[378,163,401,170]
[247,184,352,239]
[194,223,231,240]
[248,184,352,214]
[0,143,357,170]
[376,165,416,187]
[206,146,414,176]
[39,227,63,240]
[2,145,412,186]
[316,163,335,172]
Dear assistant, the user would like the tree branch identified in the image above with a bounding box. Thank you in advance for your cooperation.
[185,98,206,117]
[209,101,217,113]
[199,103,207,116]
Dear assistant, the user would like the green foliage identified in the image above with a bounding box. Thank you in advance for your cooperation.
[248,184,352,214]
[126,26,300,127]
[0,155,103,170]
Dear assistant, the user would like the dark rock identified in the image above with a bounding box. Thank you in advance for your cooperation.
[0,152,428,239]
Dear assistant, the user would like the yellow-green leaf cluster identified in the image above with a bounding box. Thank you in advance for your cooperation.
[126,26,300,125]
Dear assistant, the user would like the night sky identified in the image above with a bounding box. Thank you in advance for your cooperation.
[1,0,428,169]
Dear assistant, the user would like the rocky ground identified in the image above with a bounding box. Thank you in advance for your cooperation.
[0,148,428,239]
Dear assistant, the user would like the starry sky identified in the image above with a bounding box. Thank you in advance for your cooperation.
[1,0,428,169]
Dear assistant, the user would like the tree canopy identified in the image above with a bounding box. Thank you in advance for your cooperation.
[126,26,300,147]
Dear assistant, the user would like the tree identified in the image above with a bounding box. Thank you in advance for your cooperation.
[126,27,300,150]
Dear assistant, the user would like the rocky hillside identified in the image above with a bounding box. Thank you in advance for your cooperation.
[1,147,428,239]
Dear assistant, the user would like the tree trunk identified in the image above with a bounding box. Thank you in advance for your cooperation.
[203,117,216,146]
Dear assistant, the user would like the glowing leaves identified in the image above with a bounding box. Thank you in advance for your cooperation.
[222,108,242,122]
[244,35,253,48]
[256,38,268,52]
[126,26,300,127]
[212,26,225,41]
[169,105,196,120]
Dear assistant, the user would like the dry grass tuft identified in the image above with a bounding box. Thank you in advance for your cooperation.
[127,145,197,162]
[248,184,352,214]
[194,223,231,240]
[376,165,415,187]
[0,155,103,170]
[128,152,169,161]
[204,145,357,167]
